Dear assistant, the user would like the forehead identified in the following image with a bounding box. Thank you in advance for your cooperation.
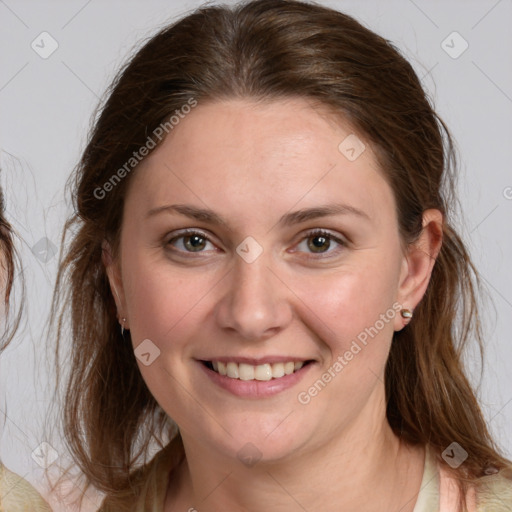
[126,98,394,228]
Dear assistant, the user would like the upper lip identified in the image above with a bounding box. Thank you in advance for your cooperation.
[198,356,314,365]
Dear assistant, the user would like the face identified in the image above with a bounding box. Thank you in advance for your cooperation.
[107,97,427,464]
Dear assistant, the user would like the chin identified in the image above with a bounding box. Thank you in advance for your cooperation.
[195,410,315,466]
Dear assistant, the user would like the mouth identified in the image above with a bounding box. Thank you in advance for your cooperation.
[200,360,315,381]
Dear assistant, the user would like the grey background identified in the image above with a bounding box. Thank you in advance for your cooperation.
[0,0,511,506]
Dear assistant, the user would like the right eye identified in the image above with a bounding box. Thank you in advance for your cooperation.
[167,230,217,254]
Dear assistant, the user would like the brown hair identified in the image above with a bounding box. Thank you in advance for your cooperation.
[0,183,21,351]
[51,0,511,507]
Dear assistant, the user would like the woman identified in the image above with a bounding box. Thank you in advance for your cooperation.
[0,185,52,510]
[52,0,512,510]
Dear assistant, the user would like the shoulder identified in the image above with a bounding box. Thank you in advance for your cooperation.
[434,447,512,512]
[473,466,512,511]
[0,462,52,511]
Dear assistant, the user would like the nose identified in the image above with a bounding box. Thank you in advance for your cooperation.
[214,253,293,342]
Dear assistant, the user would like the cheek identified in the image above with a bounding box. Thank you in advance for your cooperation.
[123,259,215,349]
[296,260,400,351]
[121,257,219,428]
[290,266,399,421]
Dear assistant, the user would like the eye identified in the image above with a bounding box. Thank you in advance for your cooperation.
[294,229,346,256]
[167,230,216,253]
[165,229,346,258]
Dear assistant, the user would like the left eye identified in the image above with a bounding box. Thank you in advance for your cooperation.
[294,230,345,255]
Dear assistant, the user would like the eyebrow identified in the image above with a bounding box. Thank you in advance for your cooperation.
[146,203,370,227]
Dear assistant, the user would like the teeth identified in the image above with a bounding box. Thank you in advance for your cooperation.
[254,363,272,381]
[226,362,239,378]
[271,362,285,378]
[218,361,227,376]
[284,362,295,375]
[209,360,305,380]
[239,363,255,381]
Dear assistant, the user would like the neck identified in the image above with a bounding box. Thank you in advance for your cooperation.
[165,389,424,512]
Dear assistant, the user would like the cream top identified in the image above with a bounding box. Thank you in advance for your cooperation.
[413,445,512,512]
[0,463,52,512]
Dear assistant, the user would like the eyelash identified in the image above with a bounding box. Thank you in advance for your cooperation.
[166,228,347,259]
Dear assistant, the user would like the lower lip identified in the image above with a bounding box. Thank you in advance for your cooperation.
[197,361,315,398]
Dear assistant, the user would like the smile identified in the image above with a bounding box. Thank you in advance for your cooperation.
[203,360,310,381]
[198,358,315,398]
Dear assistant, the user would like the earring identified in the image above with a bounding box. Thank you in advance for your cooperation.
[120,317,127,336]
[400,309,413,322]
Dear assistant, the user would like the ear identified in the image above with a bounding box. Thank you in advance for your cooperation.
[102,239,129,329]
[394,209,443,331]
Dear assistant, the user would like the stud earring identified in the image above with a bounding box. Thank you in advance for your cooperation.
[400,309,413,322]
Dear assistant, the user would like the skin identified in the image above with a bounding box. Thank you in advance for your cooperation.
[105,97,443,511]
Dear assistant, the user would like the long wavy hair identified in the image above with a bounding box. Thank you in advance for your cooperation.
[51,0,511,508]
